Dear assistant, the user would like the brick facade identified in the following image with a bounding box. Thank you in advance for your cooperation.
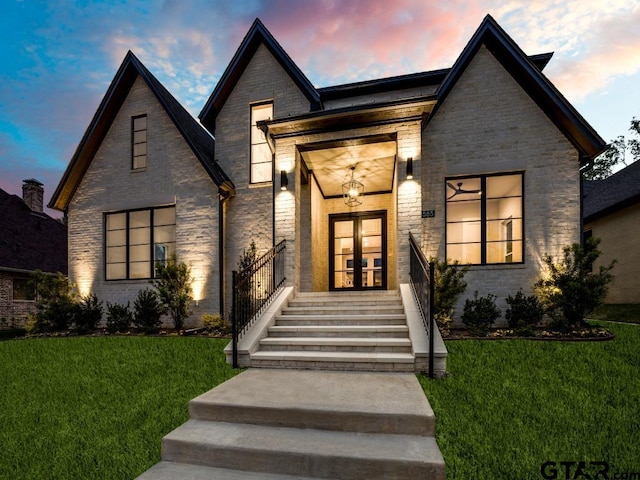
[423,46,580,321]
[68,76,220,327]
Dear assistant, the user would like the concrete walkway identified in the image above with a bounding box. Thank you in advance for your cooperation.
[137,369,445,479]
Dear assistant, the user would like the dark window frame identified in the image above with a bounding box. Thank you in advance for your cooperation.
[131,114,147,170]
[249,101,274,184]
[104,205,176,281]
[445,171,525,266]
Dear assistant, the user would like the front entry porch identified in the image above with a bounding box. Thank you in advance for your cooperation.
[224,286,447,375]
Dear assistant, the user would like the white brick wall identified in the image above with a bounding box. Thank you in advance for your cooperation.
[422,45,580,322]
[214,44,312,314]
[68,76,221,327]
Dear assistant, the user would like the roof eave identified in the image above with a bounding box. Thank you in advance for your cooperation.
[428,14,607,161]
[199,18,320,133]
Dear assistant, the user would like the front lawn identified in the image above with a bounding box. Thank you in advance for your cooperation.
[0,337,238,479]
[590,303,640,324]
[420,322,640,480]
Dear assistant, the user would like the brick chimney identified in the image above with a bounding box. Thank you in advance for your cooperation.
[22,179,44,213]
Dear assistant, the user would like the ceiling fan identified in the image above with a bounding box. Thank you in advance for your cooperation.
[447,181,482,200]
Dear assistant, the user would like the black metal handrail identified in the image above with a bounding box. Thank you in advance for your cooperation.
[231,240,286,368]
[409,232,436,378]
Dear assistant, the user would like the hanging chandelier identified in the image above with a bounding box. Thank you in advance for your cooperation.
[342,166,364,207]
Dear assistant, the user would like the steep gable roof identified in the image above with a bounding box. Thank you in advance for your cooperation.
[49,51,234,212]
[0,189,67,274]
[199,18,321,132]
[584,161,640,222]
[430,14,606,161]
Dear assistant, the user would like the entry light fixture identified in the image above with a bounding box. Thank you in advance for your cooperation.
[406,157,414,180]
[342,166,364,207]
[280,169,288,191]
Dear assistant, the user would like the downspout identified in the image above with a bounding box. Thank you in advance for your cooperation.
[218,190,230,320]
[579,155,594,247]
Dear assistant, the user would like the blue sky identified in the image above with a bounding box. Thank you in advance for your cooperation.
[1,0,639,216]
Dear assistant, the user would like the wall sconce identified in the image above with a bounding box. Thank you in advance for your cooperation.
[280,169,288,191]
[406,157,413,180]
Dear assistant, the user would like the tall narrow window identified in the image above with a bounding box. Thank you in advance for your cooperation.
[105,206,175,280]
[250,103,273,183]
[132,115,147,170]
[446,173,523,265]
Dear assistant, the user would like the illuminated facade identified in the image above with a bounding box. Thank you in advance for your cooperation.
[50,16,606,325]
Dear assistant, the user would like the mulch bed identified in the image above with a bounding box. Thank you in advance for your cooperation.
[444,327,614,341]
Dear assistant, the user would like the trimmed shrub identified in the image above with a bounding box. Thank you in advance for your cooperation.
[133,288,164,333]
[152,261,193,330]
[430,257,469,317]
[433,312,452,337]
[105,302,133,334]
[461,291,501,336]
[28,271,77,333]
[74,294,103,333]
[505,290,544,336]
[535,237,615,332]
[202,313,228,335]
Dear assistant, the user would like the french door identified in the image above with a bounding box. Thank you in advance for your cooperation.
[329,211,387,290]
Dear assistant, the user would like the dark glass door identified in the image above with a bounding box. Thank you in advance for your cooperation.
[329,211,386,290]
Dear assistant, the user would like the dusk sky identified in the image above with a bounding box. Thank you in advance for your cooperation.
[1,0,639,217]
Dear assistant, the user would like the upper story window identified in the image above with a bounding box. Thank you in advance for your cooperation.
[105,206,176,280]
[446,172,524,265]
[132,115,147,170]
[250,102,273,183]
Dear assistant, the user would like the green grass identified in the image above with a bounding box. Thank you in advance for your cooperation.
[590,303,640,324]
[0,337,239,480]
[420,322,640,479]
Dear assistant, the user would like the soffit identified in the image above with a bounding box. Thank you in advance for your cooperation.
[300,140,396,198]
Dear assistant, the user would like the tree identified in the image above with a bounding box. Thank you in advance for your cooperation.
[585,116,640,180]
[152,261,193,330]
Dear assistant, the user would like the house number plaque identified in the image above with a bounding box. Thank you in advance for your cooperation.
[422,210,435,218]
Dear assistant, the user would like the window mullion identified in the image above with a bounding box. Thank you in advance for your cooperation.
[125,212,130,280]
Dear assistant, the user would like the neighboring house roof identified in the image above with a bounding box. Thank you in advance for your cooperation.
[431,14,606,161]
[584,160,640,223]
[0,189,67,274]
[49,51,234,212]
[199,18,321,132]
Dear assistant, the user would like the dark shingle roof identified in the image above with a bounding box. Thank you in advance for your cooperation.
[49,51,234,211]
[0,189,67,274]
[584,161,640,222]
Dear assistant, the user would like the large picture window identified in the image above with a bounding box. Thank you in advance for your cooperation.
[250,102,273,183]
[446,173,523,265]
[105,206,176,280]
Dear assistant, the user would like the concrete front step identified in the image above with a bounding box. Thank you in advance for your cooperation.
[161,419,443,480]
[250,351,415,372]
[274,314,407,325]
[138,462,321,480]
[259,337,412,353]
[268,325,409,338]
[287,298,403,308]
[189,369,436,435]
[137,369,445,480]
[281,305,404,315]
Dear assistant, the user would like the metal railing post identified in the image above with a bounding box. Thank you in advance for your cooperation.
[231,270,238,369]
[429,262,435,379]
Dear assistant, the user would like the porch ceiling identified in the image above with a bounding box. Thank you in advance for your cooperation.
[300,140,396,197]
